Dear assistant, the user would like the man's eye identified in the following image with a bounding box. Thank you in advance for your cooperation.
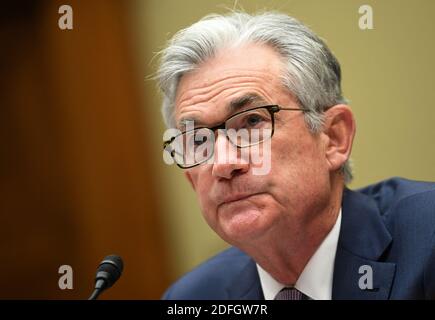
[194,135,207,146]
[187,133,208,148]
[245,114,264,127]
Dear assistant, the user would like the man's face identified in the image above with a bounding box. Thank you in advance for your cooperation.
[174,43,333,246]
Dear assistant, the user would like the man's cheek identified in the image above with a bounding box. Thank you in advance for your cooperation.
[197,191,213,214]
[200,202,218,229]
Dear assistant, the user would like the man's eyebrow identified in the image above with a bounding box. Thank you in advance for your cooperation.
[178,117,203,129]
[177,93,269,129]
[228,93,269,114]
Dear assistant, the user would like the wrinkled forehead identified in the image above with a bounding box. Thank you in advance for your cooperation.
[174,43,288,127]
[176,43,286,98]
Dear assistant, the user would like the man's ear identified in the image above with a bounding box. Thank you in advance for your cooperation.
[322,105,356,172]
[184,171,196,190]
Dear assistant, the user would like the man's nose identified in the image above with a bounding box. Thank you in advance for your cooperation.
[211,130,249,180]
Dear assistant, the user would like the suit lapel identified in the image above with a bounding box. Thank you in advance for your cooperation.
[332,188,396,299]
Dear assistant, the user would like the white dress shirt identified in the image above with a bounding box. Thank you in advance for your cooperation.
[257,209,342,300]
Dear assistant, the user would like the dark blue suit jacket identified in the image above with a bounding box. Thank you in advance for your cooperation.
[163,178,435,299]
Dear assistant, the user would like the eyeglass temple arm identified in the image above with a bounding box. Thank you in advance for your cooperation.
[274,106,311,113]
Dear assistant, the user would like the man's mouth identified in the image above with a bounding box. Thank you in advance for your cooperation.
[220,192,262,206]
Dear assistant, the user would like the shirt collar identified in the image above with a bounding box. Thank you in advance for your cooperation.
[257,209,342,300]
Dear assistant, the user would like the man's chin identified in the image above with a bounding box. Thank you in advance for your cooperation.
[218,208,269,242]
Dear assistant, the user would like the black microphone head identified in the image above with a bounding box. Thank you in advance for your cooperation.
[95,254,124,290]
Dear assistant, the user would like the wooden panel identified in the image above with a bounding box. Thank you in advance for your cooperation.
[0,0,169,299]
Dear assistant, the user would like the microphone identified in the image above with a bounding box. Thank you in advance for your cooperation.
[88,254,124,300]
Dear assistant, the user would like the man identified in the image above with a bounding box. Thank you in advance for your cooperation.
[158,12,435,299]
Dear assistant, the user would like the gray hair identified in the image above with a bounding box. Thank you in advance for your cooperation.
[156,11,353,183]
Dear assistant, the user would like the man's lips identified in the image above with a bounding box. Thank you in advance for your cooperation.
[219,192,263,206]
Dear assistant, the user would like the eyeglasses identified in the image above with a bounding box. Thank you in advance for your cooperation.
[163,105,310,169]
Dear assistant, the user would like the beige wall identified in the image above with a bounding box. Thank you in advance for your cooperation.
[132,0,435,282]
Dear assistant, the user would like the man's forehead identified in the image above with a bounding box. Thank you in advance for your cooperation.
[173,43,287,128]
[177,69,277,103]
[176,44,285,98]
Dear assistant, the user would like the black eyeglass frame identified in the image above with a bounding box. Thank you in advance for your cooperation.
[163,104,311,169]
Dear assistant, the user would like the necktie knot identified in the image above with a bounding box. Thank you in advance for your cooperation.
[274,287,309,300]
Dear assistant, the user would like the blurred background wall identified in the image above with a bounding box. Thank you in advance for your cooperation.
[1,0,434,299]
[0,0,170,299]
